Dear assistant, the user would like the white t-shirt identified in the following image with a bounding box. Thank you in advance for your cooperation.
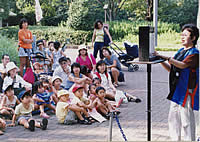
[56,101,70,123]
[93,72,112,90]
[3,75,32,91]
[15,103,34,117]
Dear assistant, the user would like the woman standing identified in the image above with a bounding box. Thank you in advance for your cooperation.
[18,18,33,77]
[76,45,96,79]
[92,20,112,59]
[154,24,199,141]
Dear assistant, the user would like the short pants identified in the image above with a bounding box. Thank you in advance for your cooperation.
[17,115,32,124]
[63,110,77,125]
[18,47,32,57]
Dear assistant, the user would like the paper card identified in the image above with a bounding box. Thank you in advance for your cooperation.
[88,108,106,123]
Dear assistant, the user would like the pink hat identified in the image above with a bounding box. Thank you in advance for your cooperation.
[72,85,84,93]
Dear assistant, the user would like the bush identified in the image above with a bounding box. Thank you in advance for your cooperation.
[108,20,180,40]
[67,0,104,30]
[0,26,93,45]
[0,35,19,65]
[0,20,180,46]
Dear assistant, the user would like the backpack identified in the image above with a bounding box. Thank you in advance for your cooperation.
[103,28,110,47]
[95,72,108,82]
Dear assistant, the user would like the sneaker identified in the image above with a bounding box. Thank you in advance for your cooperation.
[78,119,92,125]
[40,118,48,130]
[28,120,35,131]
[40,113,50,119]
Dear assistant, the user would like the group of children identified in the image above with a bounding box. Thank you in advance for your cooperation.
[0,40,141,135]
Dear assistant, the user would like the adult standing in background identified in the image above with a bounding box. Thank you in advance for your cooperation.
[18,18,33,77]
[92,20,112,59]
[154,24,199,141]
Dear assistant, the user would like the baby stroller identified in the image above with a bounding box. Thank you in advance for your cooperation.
[109,42,139,72]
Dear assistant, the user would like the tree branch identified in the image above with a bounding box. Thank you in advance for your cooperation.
[95,0,104,7]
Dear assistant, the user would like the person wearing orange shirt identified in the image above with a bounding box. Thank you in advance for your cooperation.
[18,18,33,77]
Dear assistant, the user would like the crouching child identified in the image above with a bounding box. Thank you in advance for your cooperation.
[9,90,48,131]
[56,90,91,125]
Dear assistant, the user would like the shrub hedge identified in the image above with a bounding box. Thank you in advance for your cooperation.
[0,35,19,65]
[0,20,180,45]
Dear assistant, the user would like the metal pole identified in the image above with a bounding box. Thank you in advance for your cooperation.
[147,64,151,141]
[153,0,158,47]
[109,9,112,21]
[105,9,107,23]
[108,113,113,142]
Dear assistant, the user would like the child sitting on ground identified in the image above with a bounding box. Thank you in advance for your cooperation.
[88,84,97,102]
[40,77,58,104]
[9,90,48,131]
[51,75,63,103]
[0,83,20,119]
[32,81,56,119]
[56,90,91,125]
[0,118,6,135]
[93,86,119,119]
[71,85,93,124]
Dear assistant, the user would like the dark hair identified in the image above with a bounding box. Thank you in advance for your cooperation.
[182,24,199,46]
[54,41,61,50]
[71,62,81,74]
[36,40,44,46]
[66,57,71,62]
[96,60,107,73]
[96,86,105,94]
[78,49,88,56]
[88,83,96,97]
[59,56,68,64]
[94,20,103,29]
[48,41,54,46]
[32,81,43,95]
[4,85,13,93]
[20,91,32,100]
[19,18,28,29]
[101,47,112,57]
[92,77,101,83]
[1,54,9,60]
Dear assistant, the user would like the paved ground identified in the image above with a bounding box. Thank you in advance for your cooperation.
[0,49,199,141]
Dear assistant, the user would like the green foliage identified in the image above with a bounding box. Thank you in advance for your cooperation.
[108,20,180,40]
[122,0,147,20]
[158,0,198,25]
[0,26,93,45]
[0,0,15,20]
[67,0,104,30]
[0,35,19,65]
[15,0,69,26]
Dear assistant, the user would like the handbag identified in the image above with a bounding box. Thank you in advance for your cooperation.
[23,67,35,84]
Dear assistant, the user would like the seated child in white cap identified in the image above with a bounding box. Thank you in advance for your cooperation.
[56,90,91,125]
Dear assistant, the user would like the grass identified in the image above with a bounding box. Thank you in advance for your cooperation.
[0,35,19,65]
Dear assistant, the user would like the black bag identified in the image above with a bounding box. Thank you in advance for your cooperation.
[103,28,110,47]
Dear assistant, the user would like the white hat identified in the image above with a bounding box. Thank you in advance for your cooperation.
[51,75,62,84]
[57,90,70,98]
[3,81,13,92]
[6,62,19,73]
[78,44,87,51]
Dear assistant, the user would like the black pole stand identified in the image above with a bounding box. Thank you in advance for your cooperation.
[147,64,152,141]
